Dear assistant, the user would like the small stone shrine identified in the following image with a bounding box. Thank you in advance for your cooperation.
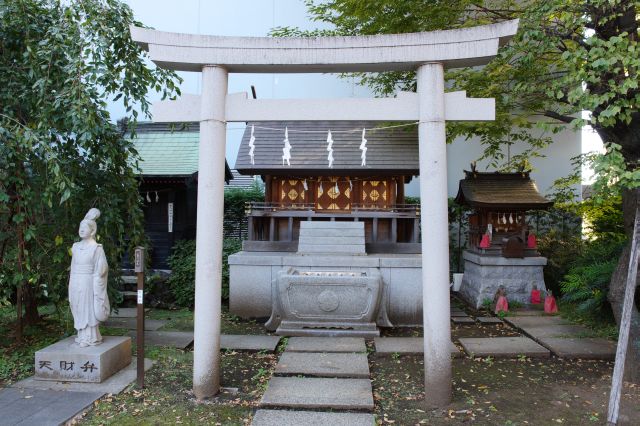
[454,169,552,308]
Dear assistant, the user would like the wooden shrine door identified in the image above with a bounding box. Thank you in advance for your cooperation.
[315,177,351,212]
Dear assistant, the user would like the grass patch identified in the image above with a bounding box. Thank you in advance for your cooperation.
[559,301,618,340]
[0,304,74,386]
[81,346,276,425]
[149,305,269,335]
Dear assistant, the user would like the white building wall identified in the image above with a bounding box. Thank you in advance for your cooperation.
[405,125,582,198]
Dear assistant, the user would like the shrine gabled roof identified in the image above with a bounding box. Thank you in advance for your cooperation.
[127,122,232,182]
[234,121,419,176]
[454,171,552,210]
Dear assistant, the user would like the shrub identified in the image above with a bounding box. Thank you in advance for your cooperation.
[223,183,264,239]
[560,238,625,320]
[166,239,243,308]
[166,240,196,308]
[537,229,583,296]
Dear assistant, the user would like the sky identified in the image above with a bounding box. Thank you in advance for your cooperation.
[113,0,371,165]
[115,0,603,185]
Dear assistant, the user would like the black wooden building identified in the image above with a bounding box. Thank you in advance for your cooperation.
[132,122,233,269]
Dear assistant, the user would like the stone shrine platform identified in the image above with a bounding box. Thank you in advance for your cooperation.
[35,336,131,383]
[458,250,547,309]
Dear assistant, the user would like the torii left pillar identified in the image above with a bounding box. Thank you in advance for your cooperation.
[193,65,227,399]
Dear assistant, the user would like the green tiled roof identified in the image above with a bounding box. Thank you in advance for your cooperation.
[132,131,200,176]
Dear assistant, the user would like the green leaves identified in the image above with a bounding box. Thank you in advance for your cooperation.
[291,0,639,185]
[0,0,181,310]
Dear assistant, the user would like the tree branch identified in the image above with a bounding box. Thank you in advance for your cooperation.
[543,110,576,124]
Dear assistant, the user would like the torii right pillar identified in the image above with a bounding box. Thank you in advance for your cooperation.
[418,62,451,406]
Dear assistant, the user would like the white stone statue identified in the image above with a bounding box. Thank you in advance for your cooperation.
[69,208,110,347]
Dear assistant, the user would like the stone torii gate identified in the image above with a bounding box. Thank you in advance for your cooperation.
[131,20,519,406]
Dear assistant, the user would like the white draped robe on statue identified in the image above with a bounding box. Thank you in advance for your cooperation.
[69,242,109,346]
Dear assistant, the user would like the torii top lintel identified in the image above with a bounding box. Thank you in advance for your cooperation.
[130,20,518,73]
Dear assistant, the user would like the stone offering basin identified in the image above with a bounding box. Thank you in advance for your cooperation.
[266,267,384,337]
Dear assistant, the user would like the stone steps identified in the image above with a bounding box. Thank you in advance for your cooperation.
[297,221,366,255]
[286,336,367,353]
[274,352,370,378]
[252,409,374,426]
[260,377,374,410]
[254,336,375,425]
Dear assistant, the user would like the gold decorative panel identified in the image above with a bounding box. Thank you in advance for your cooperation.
[362,180,390,208]
[279,179,306,205]
[316,177,351,211]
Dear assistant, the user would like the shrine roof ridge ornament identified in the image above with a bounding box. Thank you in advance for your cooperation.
[130,19,519,73]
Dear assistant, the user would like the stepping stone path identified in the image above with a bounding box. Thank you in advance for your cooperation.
[221,335,280,352]
[476,317,503,325]
[505,315,570,328]
[128,330,194,349]
[374,337,461,357]
[110,307,148,318]
[286,336,366,353]
[459,337,550,358]
[253,409,374,426]
[261,377,373,410]
[0,388,103,426]
[5,357,154,426]
[254,337,375,425]
[452,317,476,324]
[103,317,167,331]
[523,324,590,339]
[536,337,616,360]
[275,352,370,378]
[504,315,617,359]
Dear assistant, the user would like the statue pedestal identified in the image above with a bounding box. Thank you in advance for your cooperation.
[35,336,131,383]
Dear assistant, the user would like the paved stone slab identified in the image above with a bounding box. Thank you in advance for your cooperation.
[103,317,167,331]
[286,337,366,353]
[450,311,470,317]
[521,324,591,339]
[0,388,103,426]
[110,308,148,318]
[275,352,369,378]
[374,337,461,357]
[477,317,503,325]
[220,335,280,352]
[128,330,193,349]
[538,337,616,360]
[452,317,475,324]
[459,337,550,358]
[252,409,375,426]
[14,357,153,395]
[511,309,545,316]
[505,316,571,329]
[261,377,373,410]
[35,336,131,383]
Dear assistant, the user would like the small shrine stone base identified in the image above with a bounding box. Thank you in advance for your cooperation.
[35,336,132,383]
[458,250,547,309]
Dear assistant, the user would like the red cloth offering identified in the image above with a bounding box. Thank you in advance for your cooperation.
[479,234,491,248]
[544,295,558,314]
[495,296,509,313]
[527,233,537,248]
[531,289,541,304]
